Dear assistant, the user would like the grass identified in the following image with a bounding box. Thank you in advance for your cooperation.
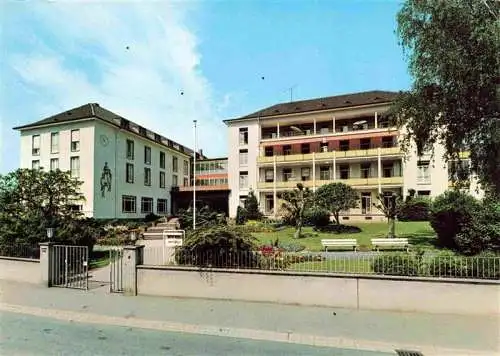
[89,250,110,269]
[252,221,437,252]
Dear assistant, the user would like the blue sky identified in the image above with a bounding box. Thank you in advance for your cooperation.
[0,0,411,173]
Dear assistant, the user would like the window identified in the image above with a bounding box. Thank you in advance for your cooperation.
[360,138,371,150]
[361,163,371,178]
[141,197,153,214]
[301,167,310,181]
[144,167,151,186]
[157,199,168,214]
[265,169,274,182]
[183,177,189,186]
[361,192,371,214]
[71,129,80,152]
[70,157,80,178]
[159,172,165,188]
[301,143,310,154]
[126,163,134,183]
[320,142,328,152]
[265,147,273,157]
[32,160,40,170]
[172,157,178,172]
[339,164,349,179]
[183,160,189,175]
[239,171,248,188]
[239,149,248,165]
[32,135,40,156]
[122,195,137,213]
[383,162,394,178]
[239,195,248,207]
[320,166,330,180]
[144,146,151,165]
[283,145,292,155]
[283,168,292,182]
[417,190,431,197]
[50,158,59,171]
[239,127,248,145]
[50,132,59,153]
[126,140,134,160]
[172,174,178,186]
[159,152,165,169]
[383,191,396,210]
[382,136,394,148]
[339,140,349,151]
[417,160,430,184]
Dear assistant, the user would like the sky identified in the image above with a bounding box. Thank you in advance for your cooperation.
[0,0,411,174]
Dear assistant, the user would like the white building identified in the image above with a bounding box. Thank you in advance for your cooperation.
[14,103,193,219]
[224,90,481,220]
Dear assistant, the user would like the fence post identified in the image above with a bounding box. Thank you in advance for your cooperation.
[39,242,54,287]
[122,245,143,296]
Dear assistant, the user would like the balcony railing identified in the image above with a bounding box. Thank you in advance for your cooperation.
[257,176,403,190]
[257,147,401,164]
[261,124,394,140]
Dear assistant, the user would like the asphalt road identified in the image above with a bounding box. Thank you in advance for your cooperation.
[0,311,393,356]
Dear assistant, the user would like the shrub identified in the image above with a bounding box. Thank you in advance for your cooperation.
[398,198,430,221]
[243,190,263,220]
[371,253,421,276]
[144,212,160,222]
[425,251,500,279]
[429,190,480,249]
[235,206,246,225]
[304,207,330,228]
[314,224,362,234]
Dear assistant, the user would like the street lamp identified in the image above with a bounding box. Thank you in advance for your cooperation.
[193,120,197,230]
[46,227,55,241]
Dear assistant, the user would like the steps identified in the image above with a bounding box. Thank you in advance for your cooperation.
[141,218,180,240]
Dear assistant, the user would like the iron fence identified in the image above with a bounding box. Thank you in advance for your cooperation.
[0,243,40,259]
[141,247,500,281]
[51,245,89,289]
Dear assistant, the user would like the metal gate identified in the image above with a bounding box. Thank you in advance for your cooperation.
[51,245,89,290]
[109,248,124,293]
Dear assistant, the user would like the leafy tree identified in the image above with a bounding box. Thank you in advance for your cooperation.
[314,183,358,225]
[373,192,403,238]
[392,0,500,197]
[0,169,98,249]
[243,189,263,220]
[280,183,314,239]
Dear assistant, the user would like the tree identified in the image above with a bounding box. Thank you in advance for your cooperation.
[0,169,98,249]
[373,193,403,238]
[393,0,500,197]
[243,189,263,220]
[177,205,226,230]
[280,183,314,239]
[314,183,358,225]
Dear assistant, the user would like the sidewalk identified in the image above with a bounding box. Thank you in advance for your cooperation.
[0,279,498,355]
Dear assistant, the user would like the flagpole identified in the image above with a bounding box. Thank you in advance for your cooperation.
[193,120,197,230]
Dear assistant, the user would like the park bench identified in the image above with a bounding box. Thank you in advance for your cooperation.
[321,239,358,252]
[371,238,410,252]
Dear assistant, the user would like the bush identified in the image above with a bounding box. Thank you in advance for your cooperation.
[372,253,421,276]
[235,206,246,225]
[425,251,500,279]
[304,207,330,228]
[398,198,430,221]
[429,190,480,249]
[314,224,362,234]
[144,213,160,222]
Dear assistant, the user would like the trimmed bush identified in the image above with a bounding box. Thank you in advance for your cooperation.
[372,253,421,276]
[304,207,330,228]
[429,190,480,249]
[398,198,430,221]
[425,251,500,279]
[314,224,362,234]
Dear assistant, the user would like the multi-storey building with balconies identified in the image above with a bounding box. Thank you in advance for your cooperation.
[224,90,481,221]
[14,103,194,219]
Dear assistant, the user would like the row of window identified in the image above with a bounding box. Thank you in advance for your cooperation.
[32,156,80,177]
[122,196,168,214]
[195,178,229,186]
[31,130,80,156]
[195,160,228,174]
[125,139,189,174]
[125,163,188,187]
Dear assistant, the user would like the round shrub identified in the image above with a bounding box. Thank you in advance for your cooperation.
[304,207,330,228]
[398,198,430,221]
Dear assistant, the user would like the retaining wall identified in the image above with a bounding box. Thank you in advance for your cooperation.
[0,257,40,284]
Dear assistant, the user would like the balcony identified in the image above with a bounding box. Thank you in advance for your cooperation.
[257,146,401,164]
[257,176,403,190]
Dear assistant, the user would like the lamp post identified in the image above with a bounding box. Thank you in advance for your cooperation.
[46,227,55,241]
[193,120,197,230]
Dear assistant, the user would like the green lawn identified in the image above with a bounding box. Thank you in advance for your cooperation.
[253,221,437,252]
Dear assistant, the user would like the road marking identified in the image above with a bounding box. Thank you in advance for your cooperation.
[0,302,494,356]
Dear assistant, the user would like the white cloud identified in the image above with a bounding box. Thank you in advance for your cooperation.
[8,0,226,156]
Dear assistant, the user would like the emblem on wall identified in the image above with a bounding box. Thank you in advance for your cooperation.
[100,162,112,198]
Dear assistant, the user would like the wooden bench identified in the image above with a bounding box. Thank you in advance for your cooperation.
[371,238,410,252]
[321,239,358,252]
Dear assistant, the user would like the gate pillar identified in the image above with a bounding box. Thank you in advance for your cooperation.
[122,245,143,296]
[39,242,55,287]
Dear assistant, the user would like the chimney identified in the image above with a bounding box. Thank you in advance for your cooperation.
[199,149,203,157]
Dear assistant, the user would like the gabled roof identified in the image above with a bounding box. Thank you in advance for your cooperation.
[224,90,399,123]
[13,103,201,158]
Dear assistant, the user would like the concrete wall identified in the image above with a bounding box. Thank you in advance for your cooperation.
[137,267,500,316]
[0,258,40,284]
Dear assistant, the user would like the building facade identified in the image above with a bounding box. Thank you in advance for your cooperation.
[225,90,480,220]
[15,103,193,219]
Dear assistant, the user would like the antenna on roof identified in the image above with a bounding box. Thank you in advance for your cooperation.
[283,84,298,103]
